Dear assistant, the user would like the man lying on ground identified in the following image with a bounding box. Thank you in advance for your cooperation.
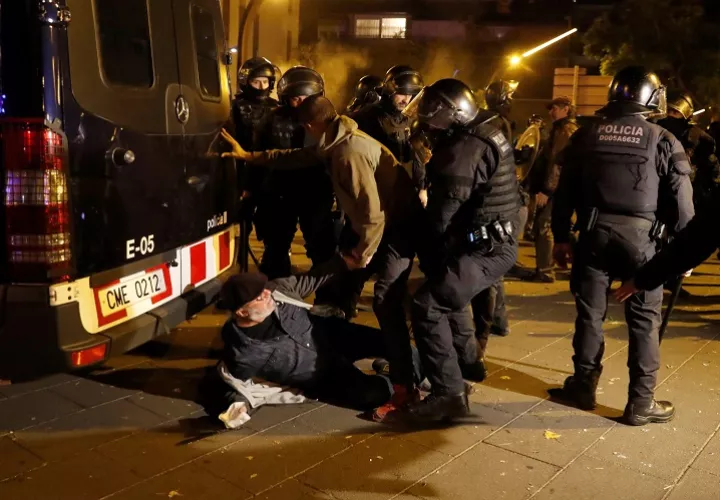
[207,264,422,428]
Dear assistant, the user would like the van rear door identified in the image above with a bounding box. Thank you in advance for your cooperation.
[172,0,236,291]
[64,0,187,276]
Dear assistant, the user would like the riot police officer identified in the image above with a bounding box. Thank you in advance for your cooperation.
[657,92,720,214]
[345,75,382,115]
[353,65,426,193]
[550,66,694,426]
[231,57,279,269]
[474,79,524,340]
[255,66,337,279]
[404,79,522,420]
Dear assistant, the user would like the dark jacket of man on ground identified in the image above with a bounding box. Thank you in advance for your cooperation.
[216,266,420,415]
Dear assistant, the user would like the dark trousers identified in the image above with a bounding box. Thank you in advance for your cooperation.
[570,223,662,406]
[310,317,422,410]
[472,280,508,354]
[412,242,518,394]
[255,189,336,280]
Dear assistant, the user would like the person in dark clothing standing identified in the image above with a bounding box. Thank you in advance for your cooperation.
[345,74,382,115]
[254,66,337,279]
[353,65,427,200]
[657,92,720,215]
[474,79,522,339]
[403,79,522,421]
[525,96,578,283]
[231,57,279,268]
[549,66,695,426]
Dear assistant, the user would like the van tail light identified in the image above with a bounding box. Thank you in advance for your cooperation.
[2,119,72,282]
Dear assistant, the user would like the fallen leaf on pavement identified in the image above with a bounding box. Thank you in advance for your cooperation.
[544,430,561,440]
[168,491,182,498]
[245,456,253,460]
[500,376,511,380]
[250,474,258,479]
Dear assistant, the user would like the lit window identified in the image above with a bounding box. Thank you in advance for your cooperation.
[354,16,407,39]
[381,18,406,39]
[355,18,380,38]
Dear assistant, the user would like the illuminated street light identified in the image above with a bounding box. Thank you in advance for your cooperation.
[521,28,578,58]
[487,28,579,87]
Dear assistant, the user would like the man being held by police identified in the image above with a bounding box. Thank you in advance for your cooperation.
[402,79,522,421]
[549,67,694,426]
[221,95,427,422]
[522,96,579,284]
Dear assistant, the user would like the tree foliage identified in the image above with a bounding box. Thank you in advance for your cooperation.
[583,0,720,105]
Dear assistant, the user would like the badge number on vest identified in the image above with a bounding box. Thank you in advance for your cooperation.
[489,132,512,155]
[597,124,649,149]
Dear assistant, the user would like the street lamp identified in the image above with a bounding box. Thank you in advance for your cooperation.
[488,28,579,86]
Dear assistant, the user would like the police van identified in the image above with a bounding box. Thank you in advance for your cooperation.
[0,0,239,373]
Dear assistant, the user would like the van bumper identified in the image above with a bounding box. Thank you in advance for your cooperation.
[0,273,228,376]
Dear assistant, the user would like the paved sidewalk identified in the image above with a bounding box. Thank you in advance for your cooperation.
[1,239,720,500]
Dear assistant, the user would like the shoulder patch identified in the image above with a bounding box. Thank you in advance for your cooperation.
[487,129,512,155]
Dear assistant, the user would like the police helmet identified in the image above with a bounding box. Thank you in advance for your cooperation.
[383,65,424,97]
[237,57,277,97]
[347,75,382,112]
[277,66,325,101]
[484,79,519,111]
[402,78,479,130]
[667,92,694,120]
[606,66,667,114]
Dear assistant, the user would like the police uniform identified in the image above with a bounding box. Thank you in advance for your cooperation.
[551,106,694,420]
[254,105,336,278]
[412,111,521,401]
[658,116,720,214]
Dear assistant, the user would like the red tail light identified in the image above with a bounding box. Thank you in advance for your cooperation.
[2,119,72,282]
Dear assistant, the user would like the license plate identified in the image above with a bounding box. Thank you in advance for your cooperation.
[97,270,167,317]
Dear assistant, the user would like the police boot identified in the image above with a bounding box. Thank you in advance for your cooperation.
[407,391,470,422]
[460,359,487,383]
[623,400,675,426]
[548,370,601,411]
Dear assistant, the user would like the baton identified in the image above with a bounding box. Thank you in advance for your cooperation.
[658,276,684,343]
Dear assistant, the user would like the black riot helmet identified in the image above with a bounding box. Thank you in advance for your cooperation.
[237,57,277,98]
[383,65,424,97]
[402,78,479,130]
[667,91,694,120]
[277,66,325,103]
[604,66,667,115]
[347,75,382,113]
[484,79,519,111]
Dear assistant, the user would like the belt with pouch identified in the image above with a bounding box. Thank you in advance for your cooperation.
[467,220,514,247]
[578,208,663,240]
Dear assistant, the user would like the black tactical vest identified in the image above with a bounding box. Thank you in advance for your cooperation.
[355,101,411,163]
[232,95,277,151]
[269,106,306,150]
[579,115,661,218]
[469,122,521,224]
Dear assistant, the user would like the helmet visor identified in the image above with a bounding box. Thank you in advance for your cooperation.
[647,86,667,119]
[402,88,455,130]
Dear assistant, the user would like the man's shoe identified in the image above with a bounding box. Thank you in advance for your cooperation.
[623,400,675,426]
[461,359,487,383]
[548,375,598,411]
[407,391,470,422]
[506,265,535,280]
[526,270,555,283]
[372,358,390,377]
[371,385,418,422]
[491,324,510,337]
